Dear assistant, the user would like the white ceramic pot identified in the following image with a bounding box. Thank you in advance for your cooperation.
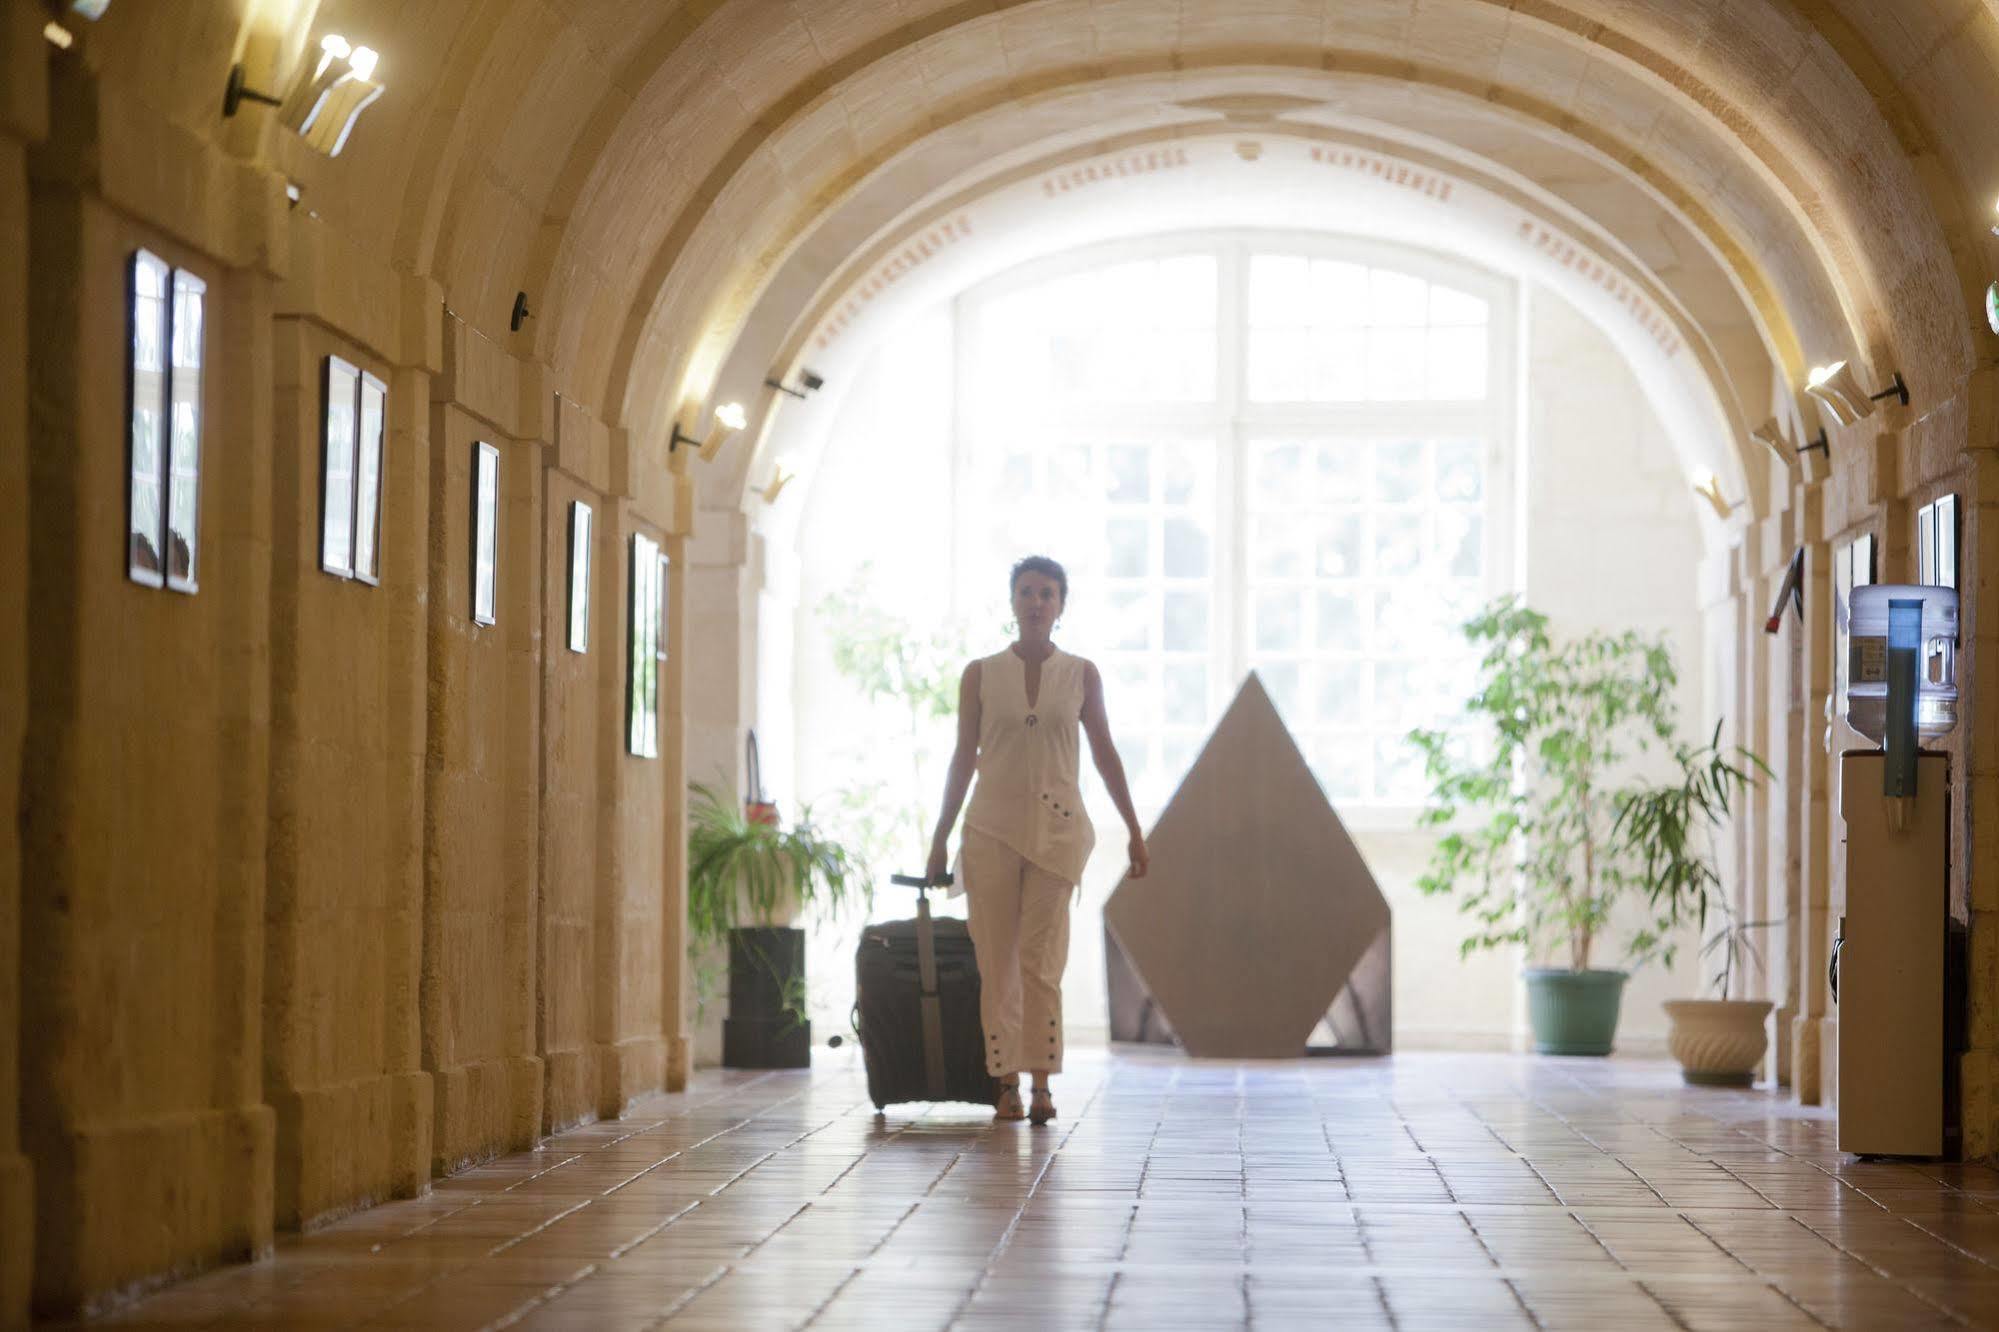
[1662,999,1773,1086]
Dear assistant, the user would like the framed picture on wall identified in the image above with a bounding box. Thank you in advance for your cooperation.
[127,249,204,592]
[127,251,170,587]
[354,371,386,584]
[321,357,359,576]
[322,357,388,582]
[1918,494,1958,589]
[628,532,660,757]
[471,441,499,626]
[567,500,592,653]
[165,268,205,592]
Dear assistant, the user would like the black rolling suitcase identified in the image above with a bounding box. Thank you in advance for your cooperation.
[854,874,999,1110]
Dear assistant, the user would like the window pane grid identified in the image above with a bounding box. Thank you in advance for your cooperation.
[963,240,1501,815]
[1247,436,1484,804]
[1247,254,1488,403]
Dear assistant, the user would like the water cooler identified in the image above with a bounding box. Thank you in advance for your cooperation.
[1834,585,1956,1157]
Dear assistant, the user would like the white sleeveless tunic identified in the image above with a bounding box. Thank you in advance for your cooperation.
[962,646,1096,887]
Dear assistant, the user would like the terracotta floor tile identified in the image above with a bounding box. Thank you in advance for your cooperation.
[79,1050,1999,1330]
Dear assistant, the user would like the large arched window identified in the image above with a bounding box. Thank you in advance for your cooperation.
[954,234,1515,814]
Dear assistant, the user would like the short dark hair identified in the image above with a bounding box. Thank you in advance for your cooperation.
[1010,555,1068,603]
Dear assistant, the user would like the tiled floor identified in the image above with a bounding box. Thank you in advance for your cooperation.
[85,1049,1999,1330]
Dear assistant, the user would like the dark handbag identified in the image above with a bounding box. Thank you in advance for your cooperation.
[744,729,780,827]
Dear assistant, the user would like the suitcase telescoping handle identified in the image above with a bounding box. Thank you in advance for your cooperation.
[891,872,951,1100]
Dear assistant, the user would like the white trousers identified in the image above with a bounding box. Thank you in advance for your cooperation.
[962,829,1073,1077]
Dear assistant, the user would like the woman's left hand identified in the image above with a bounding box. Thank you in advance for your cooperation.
[1127,832,1149,880]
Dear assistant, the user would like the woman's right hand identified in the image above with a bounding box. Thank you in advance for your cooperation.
[925,839,950,886]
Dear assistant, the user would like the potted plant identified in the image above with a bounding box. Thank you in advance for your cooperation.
[686,782,863,1068]
[1410,599,1696,1056]
[1614,727,1772,1084]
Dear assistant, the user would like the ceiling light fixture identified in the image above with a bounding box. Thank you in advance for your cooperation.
[224,34,385,157]
[669,401,746,463]
[1804,361,1908,426]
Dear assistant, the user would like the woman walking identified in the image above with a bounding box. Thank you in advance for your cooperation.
[926,556,1149,1125]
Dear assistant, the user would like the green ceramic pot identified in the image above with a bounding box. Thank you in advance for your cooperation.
[1523,968,1628,1055]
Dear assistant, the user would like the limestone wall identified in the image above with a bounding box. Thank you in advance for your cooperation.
[21,147,278,1313]
[0,2,40,1319]
[5,24,693,1318]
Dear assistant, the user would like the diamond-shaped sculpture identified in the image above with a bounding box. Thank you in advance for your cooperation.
[1103,673,1392,1057]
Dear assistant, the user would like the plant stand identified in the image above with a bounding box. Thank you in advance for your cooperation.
[723,926,812,1069]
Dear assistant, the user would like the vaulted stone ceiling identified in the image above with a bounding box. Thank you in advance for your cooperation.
[87,0,1999,512]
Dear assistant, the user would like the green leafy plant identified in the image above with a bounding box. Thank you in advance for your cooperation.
[1695,905,1773,1001]
[1410,598,1686,973]
[686,783,863,942]
[685,783,864,1023]
[816,567,970,877]
[1612,722,1771,994]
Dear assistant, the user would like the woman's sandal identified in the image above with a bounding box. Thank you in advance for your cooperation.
[1029,1088,1057,1126]
[995,1083,1026,1121]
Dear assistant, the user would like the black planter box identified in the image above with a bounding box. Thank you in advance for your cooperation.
[723,926,811,1069]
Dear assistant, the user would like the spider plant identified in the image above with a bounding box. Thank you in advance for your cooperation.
[685,782,864,947]
[1611,720,1771,974]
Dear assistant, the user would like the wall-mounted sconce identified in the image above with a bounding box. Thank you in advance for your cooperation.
[510,292,532,332]
[1751,418,1829,467]
[668,401,746,462]
[224,34,384,157]
[1692,471,1738,520]
[1751,419,1795,470]
[764,368,825,400]
[1805,361,1908,426]
[758,467,794,505]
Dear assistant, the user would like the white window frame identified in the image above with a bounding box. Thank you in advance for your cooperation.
[567,500,592,653]
[321,356,387,584]
[953,230,1518,826]
[127,250,206,594]
[471,441,500,626]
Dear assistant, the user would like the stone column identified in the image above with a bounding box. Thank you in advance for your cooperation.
[261,249,442,1226]
[0,1,44,1320]
[1961,377,1999,1158]
[1761,505,1800,1087]
[1791,484,1833,1103]
[21,50,277,1311]
[419,315,545,1175]
[683,503,756,1067]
